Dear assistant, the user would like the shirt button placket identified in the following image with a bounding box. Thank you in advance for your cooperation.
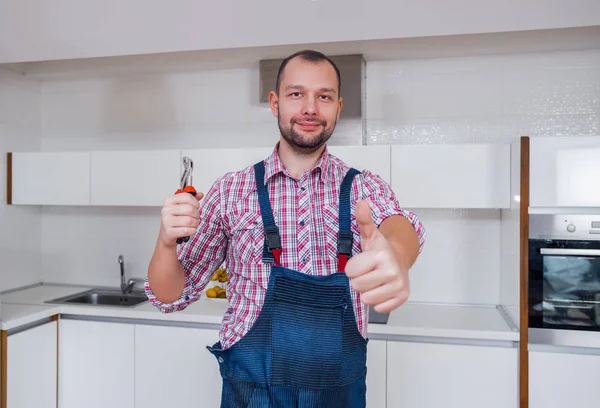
[298,182,310,271]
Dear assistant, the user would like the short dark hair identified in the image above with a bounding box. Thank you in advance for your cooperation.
[275,50,342,97]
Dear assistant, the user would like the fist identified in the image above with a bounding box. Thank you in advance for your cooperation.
[159,191,204,248]
[345,200,410,313]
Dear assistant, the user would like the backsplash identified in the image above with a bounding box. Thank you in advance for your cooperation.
[0,67,42,292]
[18,47,600,306]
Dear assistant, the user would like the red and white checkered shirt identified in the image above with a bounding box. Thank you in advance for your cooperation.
[145,143,426,350]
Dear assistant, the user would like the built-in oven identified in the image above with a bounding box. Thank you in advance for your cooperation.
[529,214,600,347]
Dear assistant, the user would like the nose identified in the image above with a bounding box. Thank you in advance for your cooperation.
[301,94,318,116]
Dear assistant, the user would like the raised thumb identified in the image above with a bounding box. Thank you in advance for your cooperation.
[356,200,377,242]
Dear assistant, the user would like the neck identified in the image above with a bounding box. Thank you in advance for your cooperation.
[277,139,325,179]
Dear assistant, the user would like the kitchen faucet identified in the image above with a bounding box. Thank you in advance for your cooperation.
[118,254,145,294]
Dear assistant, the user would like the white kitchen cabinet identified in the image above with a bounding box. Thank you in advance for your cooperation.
[58,319,134,408]
[134,324,222,408]
[328,145,391,184]
[7,320,57,408]
[387,341,518,408]
[530,349,600,408]
[182,147,274,196]
[530,136,600,208]
[366,339,387,408]
[90,149,181,206]
[11,151,91,205]
[390,143,511,208]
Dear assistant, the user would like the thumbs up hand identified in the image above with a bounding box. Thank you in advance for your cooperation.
[345,200,410,314]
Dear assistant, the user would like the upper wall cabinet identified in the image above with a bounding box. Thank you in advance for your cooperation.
[8,144,510,208]
[1,1,598,63]
[327,145,391,185]
[90,150,181,206]
[390,143,511,209]
[182,147,274,196]
[184,145,392,197]
[10,151,91,205]
[530,136,600,208]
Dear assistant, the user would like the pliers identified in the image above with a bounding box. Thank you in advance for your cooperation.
[175,156,198,244]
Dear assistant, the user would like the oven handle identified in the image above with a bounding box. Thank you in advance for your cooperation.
[540,248,600,256]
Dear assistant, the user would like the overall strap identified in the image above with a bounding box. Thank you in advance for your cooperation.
[337,168,361,272]
[253,161,282,266]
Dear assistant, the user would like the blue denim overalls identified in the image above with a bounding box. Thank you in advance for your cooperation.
[207,160,368,408]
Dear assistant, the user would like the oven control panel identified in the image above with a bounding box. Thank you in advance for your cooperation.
[530,214,600,241]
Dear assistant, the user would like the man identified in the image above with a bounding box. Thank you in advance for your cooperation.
[145,49,426,407]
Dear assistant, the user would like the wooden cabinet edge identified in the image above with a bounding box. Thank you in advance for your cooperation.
[519,136,530,408]
[0,316,59,408]
[1,329,7,408]
[6,152,12,205]
[52,315,58,408]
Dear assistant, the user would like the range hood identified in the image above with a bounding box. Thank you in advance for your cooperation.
[258,54,365,120]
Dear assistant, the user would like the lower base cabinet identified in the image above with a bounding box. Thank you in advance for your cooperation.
[134,324,222,407]
[54,319,520,408]
[366,339,387,408]
[386,341,518,408]
[529,349,600,408]
[7,320,57,408]
[58,319,135,408]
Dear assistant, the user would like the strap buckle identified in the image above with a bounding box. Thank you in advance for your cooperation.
[337,230,353,256]
[265,225,282,250]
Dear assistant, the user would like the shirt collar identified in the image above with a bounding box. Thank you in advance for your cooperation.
[262,142,333,185]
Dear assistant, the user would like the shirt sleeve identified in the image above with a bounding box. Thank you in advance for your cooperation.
[144,176,228,313]
[358,170,426,254]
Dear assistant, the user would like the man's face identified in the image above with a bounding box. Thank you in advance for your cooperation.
[270,57,342,154]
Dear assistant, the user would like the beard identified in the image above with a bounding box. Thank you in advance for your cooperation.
[278,112,337,155]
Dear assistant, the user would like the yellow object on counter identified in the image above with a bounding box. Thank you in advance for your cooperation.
[211,268,228,282]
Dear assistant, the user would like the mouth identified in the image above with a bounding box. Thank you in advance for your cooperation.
[294,121,324,131]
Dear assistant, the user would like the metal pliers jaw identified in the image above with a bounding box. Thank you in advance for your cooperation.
[176,156,196,195]
[175,156,198,244]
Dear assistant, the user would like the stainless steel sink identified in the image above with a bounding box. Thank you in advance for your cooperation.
[47,289,149,308]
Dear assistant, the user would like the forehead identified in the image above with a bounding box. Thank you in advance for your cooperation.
[280,57,338,92]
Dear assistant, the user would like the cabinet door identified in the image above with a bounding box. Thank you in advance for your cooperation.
[387,341,518,408]
[530,349,600,408]
[58,319,134,408]
[390,144,510,208]
[182,147,273,196]
[11,151,91,205]
[90,149,181,206]
[327,145,391,184]
[134,324,222,408]
[7,320,57,408]
[530,136,600,207]
[366,339,386,408]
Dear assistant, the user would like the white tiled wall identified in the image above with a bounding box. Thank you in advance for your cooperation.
[0,67,42,293]
[32,48,600,306]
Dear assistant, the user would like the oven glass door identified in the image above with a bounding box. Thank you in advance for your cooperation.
[529,240,600,331]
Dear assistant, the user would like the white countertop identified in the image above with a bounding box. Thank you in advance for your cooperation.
[1,283,519,342]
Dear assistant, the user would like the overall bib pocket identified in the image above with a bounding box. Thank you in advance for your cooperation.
[271,275,348,389]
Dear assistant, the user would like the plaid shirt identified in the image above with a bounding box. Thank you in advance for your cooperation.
[145,143,426,350]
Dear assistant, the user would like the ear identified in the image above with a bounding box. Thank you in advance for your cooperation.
[336,96,343,120]
[269,90,279,118]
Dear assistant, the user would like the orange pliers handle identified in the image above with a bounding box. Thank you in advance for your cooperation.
[175,185,198,195]
[175,186,197,245]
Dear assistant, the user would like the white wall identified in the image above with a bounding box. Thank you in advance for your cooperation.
[0,67,42,292]
[31,48,600,306]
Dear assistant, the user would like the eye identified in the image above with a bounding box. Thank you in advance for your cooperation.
[320,95,332,100]
[290,92,302,97]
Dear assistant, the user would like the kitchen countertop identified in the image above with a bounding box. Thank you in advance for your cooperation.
[0,283,520,342]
